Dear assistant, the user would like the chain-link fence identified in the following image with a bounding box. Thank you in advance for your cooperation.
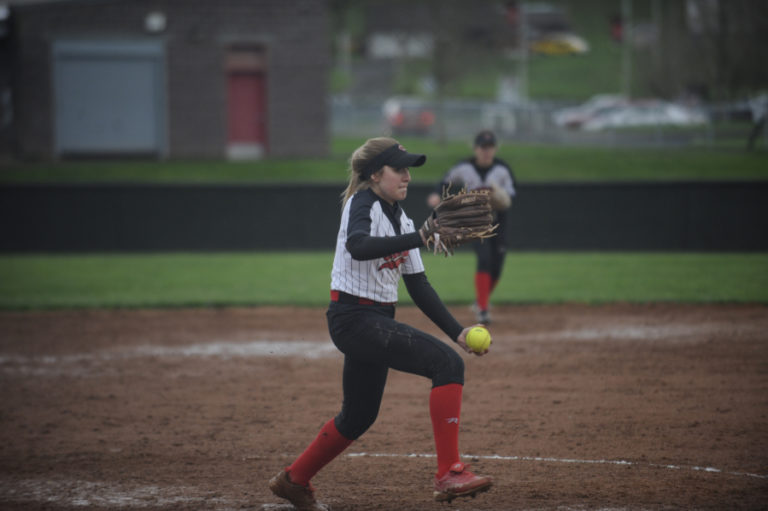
[331,95,764,149]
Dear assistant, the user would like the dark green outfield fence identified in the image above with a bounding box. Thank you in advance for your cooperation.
[1,182,767,252]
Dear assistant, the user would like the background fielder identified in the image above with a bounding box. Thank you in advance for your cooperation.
[427,130,516,325]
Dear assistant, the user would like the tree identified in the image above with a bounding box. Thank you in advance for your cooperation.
[644,0,768,100]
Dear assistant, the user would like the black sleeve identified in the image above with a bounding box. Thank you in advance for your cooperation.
[496,157,516,185]
[434,159,471,195]
[433,167,455,195]
[433,178,449,195]
[403,272,464,342]
[346,232,423,261]
[345,190,424,260]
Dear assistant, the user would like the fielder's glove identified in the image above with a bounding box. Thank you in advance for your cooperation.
[418,189,498,256]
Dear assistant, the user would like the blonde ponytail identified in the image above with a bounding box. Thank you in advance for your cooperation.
[340,137,399,206]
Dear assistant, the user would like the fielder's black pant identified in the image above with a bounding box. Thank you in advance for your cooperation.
[474,235,506,282]
[474,212,508,281]
[326,302,464,440]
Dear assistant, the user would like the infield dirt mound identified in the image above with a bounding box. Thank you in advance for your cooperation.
[0,304,766,510]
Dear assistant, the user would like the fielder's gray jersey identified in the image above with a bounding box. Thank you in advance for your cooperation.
[330,189,425,303]
[440,158,516,198]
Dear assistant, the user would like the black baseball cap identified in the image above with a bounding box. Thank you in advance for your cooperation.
[474,130,497,147]
[361,143,427,180]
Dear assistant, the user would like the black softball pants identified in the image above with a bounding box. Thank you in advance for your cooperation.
[326,302,464,440]
[474,211,508,281]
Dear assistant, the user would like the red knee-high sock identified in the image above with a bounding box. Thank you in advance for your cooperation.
[475,271,492,312]
[430,383,463,476]
[287,418,353,486]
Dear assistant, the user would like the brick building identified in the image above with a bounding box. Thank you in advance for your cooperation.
[2,0,329,160]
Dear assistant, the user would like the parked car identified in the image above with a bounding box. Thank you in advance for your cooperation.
[581,100,709,131]
[382,96,435,135]
[553,95,708,131]
[552,94,628,129]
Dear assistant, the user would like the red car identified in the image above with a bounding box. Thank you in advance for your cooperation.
[383,97,435,135]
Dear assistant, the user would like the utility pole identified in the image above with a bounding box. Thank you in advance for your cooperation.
[621,0,633,97]
[517,2,528,102]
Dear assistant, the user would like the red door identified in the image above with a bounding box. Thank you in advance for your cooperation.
[227,71,266,148]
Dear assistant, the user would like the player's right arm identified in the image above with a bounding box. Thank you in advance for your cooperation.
[403,272,484,355]
[403,272,463,342]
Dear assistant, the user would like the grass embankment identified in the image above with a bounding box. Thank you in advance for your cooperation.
[1,252,766,309]
[2,140,766,184]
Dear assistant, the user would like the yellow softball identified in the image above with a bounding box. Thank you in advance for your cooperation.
[466,326,491,353]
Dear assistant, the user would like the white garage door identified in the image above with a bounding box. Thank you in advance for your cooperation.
[53,40,166,156]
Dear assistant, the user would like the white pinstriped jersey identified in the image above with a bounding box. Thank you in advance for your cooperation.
[330,189,425,303]
[441,158,516,197]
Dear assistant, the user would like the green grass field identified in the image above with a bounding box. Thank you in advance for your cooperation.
[1,139,766,184]
[2,138,766,311]
[1,252,766,310]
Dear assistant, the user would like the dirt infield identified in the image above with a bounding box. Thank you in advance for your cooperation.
[0,304,766,510]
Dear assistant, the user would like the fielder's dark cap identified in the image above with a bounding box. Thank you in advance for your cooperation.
[474,130,497,147]
[361,143,426,180]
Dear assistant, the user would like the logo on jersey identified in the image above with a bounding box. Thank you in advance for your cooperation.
[378,250,409,271]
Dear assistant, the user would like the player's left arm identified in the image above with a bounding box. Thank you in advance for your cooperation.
[346,232,423,261]
[346,192,425,261]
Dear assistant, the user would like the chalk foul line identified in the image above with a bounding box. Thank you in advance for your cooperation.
[342,452,768,480]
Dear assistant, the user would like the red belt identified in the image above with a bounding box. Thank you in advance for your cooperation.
[331,290,396,306]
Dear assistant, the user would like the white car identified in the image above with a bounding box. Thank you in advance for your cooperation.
[581,101,709,131]
[552,94,628,129]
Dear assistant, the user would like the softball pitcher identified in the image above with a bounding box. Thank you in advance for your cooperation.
[269,137,493,510]
[427,130,516,325]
